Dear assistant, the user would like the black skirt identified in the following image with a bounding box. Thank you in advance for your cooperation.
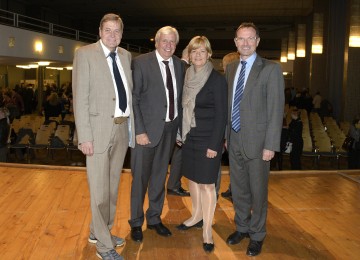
[181,135,221,184]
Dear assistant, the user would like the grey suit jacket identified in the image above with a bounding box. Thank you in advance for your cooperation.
[226,54,285,159]
[72,40,135,153]
[132,51,185,147]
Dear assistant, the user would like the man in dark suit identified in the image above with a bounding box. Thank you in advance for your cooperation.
[129,26,185,242]
[72,13,135,260]
[167,46,190,197]
[225,22,285,257]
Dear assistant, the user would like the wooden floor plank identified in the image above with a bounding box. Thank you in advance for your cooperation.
[0,165,359,259]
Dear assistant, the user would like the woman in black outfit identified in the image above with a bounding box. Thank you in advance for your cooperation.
[176,36,227,253]
[288,108,303,169]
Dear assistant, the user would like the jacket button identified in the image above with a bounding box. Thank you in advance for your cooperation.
[111,115,114,118]
[113,98,116,101]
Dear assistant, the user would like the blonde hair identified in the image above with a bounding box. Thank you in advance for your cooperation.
[187,36,213,58]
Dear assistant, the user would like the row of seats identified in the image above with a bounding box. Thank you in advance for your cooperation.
[285,107,350,169]
[7,114,79,163]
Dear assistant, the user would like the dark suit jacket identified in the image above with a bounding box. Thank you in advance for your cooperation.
[226,55,285,159]
[132,51,185,147]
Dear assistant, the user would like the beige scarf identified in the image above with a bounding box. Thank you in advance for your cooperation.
[182,61,213,142]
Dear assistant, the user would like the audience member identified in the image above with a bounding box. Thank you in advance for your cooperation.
[0,107,10,162]
[288,108,303,170]
[43,92,62,122]
[312,91,322,114]
[347,116,360,169]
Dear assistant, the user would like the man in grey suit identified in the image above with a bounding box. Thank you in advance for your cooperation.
[129,26,185,242]
[72,13,134,260]
[225,22,284,257]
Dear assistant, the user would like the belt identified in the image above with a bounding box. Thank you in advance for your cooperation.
[114,117,128,124]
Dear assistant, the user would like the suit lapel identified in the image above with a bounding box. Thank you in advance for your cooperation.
[242,55,263,100]
[117,48,132,91]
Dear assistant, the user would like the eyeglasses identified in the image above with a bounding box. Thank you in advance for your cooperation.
[103,28,121,36]
[235,36,258,43]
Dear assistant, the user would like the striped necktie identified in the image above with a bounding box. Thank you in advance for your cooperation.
[231,60,247,132]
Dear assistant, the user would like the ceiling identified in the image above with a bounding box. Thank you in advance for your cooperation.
[4,0,314,63]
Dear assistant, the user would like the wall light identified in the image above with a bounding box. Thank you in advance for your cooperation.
[58,45,64,54]
[8,37,15,47]
[34,41,43,52]
[296,24,306,57]
[280,38,288,63]
[287,31,296,60]
[349,0,360,47]
[312,13,324,53]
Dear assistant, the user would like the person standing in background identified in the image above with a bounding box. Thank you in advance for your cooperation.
[225,22,284,257]
[129,26,185,242]
[288,108,303,170]
[219,51,240,201]
[348,116,360,169]
[167,46,190,197]
[72,13,134,260]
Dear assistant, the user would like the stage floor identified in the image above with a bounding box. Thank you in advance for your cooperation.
[0,164,359,259]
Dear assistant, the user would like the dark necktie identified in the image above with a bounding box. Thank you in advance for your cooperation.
[109,52,127,113]
[162,60,174,120]
[231,60,247,132]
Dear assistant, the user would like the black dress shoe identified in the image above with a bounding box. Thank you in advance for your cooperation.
[131,226,143,242]
[147,222,172,237]
[221,188,232,198]
[167,187,190,196]
[203,243,214,253]
[246,240,263,256]
[176,220,203,230]
[226,231,249,245]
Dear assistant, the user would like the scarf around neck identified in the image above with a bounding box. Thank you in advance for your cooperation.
[182,61,213,142]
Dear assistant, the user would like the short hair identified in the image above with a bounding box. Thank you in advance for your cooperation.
[182,46,189,59]
[155,26,179,45]
[187,36,213,58]
[235,22,260,38]
[222,52,240,70]
[99,13,124,32]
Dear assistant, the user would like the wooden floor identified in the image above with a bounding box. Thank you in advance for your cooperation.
[0,164,359,260]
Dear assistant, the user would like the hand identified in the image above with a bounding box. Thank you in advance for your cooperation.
[206,148,217,159]
[136,133,151,145]
[80,141,94,156]
[176,139,183,147]
[262,149,275,161]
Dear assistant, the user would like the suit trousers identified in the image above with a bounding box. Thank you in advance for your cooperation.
[129,118,178,227]
[86,121,129,253]
[229,129,269,241]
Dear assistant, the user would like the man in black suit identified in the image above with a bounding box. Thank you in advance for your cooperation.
[167,46,190,197]
[129,26,185,242]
